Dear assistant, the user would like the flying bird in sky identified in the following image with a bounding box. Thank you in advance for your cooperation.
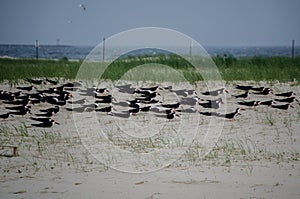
[79,4,86,11]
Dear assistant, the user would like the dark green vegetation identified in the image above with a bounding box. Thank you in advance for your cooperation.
[1,55,300,82]
[214,55,300,82]
[0,58,81,82]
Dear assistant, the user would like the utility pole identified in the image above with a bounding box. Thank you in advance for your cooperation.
[189,40,192,60]
[56,38,60,46]
[35,40,39,59]
[292,40,295,58]
[103,37,105,62]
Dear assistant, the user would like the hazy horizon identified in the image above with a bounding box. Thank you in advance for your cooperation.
[0,43,299,48]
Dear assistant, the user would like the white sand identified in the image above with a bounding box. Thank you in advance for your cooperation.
[0,80,299,198]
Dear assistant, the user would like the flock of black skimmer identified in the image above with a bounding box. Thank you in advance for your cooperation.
[0,78,299,128]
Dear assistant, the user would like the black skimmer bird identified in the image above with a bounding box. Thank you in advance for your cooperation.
[64,87,79,91]
[79,87,98,96]
[141,98,161,104]
[134,89,153,95]
[136,91,160,99]
[11,91,22,97]
[128,99,140,104]
[26,78,43,85]
[135,95,157,102]
[40,106,60,114]
[161,86,172,90]
[235,85,253,91]
[166,112,180,120]
[53,85,65,94]
[112,99,140,107]
[237,100,260,107]
[275,97,299,103]
[271,104,294,110]
[165,108,176,115]
[251,86,265,92]
[233,91,249,98]
[16,85,36,91]
[199,111,219,116]
[139,106,151,112]
[139,85,159,92]
[31,119,59,128]
[201,88,228,96]
[15,93,30,100]
[53,99,67,106]
[198,98,222,109]
[95,97,113,103]
[275,91,296,97]
[95,106,113,113]
[259,100,275,106]
[128,107,140,114]
[3,98,30,106]
[95,94,113,100]
[95,88,109,94]
[45,78,58,85]
[0,91,15,101]
[0,113,13,120]
[15,93,29,100]
[44,96,57,103]
[45,97,66,106]
[35,110,54,117]
[161,102,181,109]
[56,92,71,101]
[62,82,82,88]
[29,98,43,105]
[128,102,140,109]
[253,88,272,95]
[30,117,52,123]
[170,89,195,97]
[5,105,31,111]
[180,96,200,106]
[9,108,31,116]
[39,87,56,94]
[155,111,179,120]
[29,93,45,99]
[216,108,244,120]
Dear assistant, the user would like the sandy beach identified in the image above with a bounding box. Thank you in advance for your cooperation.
[0,80,299,199]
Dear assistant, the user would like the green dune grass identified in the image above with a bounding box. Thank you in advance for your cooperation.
[214,56,300,82]
[0,55,300,83]
[0,58,81,82]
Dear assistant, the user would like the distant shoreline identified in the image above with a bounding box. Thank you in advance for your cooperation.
[0,44,299,60]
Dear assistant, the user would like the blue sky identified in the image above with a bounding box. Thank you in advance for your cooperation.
[0,0,299,46]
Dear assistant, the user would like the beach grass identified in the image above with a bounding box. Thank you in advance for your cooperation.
[0,58,81,82]
[214,55,300,82]
[1,55,300,82]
